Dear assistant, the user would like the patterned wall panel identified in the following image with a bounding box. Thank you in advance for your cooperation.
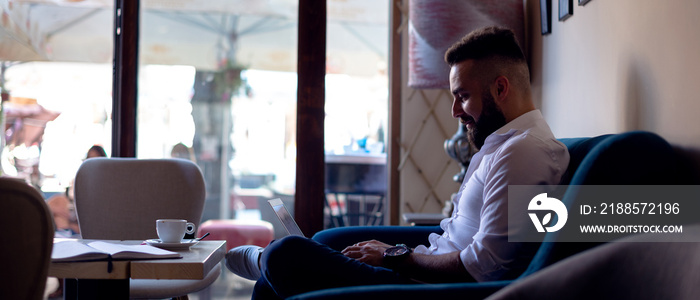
[399,87,462,222]
[389,0,465,224]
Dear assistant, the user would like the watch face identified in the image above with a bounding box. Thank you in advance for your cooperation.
[385,245,409,257]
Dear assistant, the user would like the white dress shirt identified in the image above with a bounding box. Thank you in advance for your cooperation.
[413,110,570,282]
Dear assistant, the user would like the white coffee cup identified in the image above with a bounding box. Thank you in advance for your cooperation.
[156,219,195,243]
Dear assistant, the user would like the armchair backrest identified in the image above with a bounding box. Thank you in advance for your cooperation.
[521,131,680,278]
[0,177,54,300]
[74,158,206,240]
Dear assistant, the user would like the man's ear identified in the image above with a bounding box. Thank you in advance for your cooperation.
[491,76,510,104]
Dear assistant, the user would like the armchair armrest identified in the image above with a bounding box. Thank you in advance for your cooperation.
[288,281,511,300]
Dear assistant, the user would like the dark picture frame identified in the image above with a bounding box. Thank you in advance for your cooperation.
[559,0,573,21]
[540,0,552,35]
[579,0,592,6]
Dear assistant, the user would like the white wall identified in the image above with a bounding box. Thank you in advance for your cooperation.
[526,0,700,162]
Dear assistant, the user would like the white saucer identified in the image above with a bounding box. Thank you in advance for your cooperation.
[145,239,199,250]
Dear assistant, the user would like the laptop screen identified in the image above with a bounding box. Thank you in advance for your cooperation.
[268,198,305,237]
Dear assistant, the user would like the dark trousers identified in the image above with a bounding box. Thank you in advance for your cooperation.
[252,235,415,299]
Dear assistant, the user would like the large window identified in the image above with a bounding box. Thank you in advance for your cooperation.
[1,0,390,233]
[137,2,300,227]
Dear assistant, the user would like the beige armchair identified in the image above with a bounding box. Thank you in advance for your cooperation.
[74,158,219,299]
[0,177,54,300]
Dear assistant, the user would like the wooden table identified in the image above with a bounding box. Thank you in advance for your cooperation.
[49,239,226,299]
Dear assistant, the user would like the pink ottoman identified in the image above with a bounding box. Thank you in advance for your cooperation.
[198,219,274,251]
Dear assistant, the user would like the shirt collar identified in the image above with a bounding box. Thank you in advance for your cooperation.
[494,109,543,135]
[481,110,543,149]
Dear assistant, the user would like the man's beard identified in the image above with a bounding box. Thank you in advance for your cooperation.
[468,92,507,150]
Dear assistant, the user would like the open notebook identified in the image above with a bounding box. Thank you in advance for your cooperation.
[52,240,181,262]
[267,198,305,237]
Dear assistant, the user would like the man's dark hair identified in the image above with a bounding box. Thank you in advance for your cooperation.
[444,26,525,66]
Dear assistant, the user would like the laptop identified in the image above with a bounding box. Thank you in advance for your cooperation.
[267,198,305,237]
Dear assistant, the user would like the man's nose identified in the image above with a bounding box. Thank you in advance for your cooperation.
[452,99,463,119]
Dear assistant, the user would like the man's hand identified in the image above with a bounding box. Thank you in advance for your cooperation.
[344,241,474,283]
[341,240,393,267]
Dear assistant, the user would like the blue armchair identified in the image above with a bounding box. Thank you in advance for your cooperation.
[289,131,683,300]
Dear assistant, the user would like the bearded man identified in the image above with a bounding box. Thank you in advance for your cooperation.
[225,26,570,299]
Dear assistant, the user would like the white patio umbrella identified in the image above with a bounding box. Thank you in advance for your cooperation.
[0,0,388,75]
